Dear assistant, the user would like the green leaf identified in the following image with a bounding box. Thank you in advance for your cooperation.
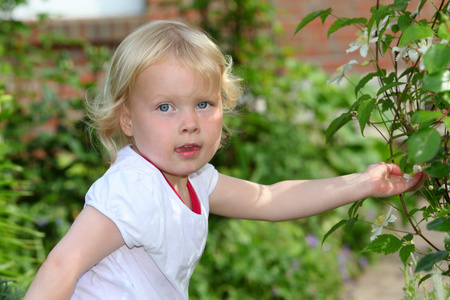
[355,71,383,96]
[399,155,409,172]
[345,218,358,232]
[399,66,416,79]
[362,234,403,255]
[399,244,415,265]
[403,234,414,242]
[393,0,410,11]
[325,112,352,143]
[438,21,450,41]
[397,15,411,32]
[348,199,366,219]
[328,17,367,37]
[423,70,450,92]
[418,274,433,286]
[322,219,347,246]
[398,25,435,47]
[407,128,441,163]
[411,110,443,126]
[367,5,391,35]
[377,82,407,96]
[444,116,450,130]
[427,218,450,232]
[295,8,333,35]
[418,0,427,11]
[423,44,450,74]
[357,98,375,136]
[445,234,450,250]
[415,251,449,272]
[425,161,450,178]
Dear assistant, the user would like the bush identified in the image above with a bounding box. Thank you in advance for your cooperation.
[0,278,25,300]
[1,1,390,298]
[0,88,45,289]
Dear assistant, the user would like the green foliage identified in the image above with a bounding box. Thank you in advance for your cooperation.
[0,278,25,300]
[297,0,450,294]
[0,89,44,289]
[191,217,352,300]
[0,0,109,289]
[1,0,388,298]
[0,4,110,254]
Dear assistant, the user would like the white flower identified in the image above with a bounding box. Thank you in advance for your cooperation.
[347,29,379,57]
[417,37,433,54]
[403,164,422,182]
[403,173,413,182]
[253,97,267,113]
[440,180,450,190]
[392,44,419,63]
[386,20,397,30]
[413,164,423,173]
[393,38,433,70]
[326,60,358,86]
[346,16,389,58]
[370,207,397,241]
[417,37,433,70]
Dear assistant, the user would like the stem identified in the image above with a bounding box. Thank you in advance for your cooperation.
[389,58,419,147]
[368,120,389,143]
[375,0,380,73]
[431,0,446,30]
[444,130,450,205]
[398,194,441,251]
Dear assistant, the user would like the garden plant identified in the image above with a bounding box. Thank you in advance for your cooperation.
[0,0,407,299]
[297,0,450,297]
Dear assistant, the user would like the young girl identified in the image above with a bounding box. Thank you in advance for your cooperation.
[24,20,424,299]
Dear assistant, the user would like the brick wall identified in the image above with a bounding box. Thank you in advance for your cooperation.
[273,0,388,72]
[146,0,436,73]
[36,0,437,74]
[272,0,434,72]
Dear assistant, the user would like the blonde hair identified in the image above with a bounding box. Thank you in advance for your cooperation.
[86,20,242,162]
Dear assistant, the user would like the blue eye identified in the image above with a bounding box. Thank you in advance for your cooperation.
[158,104,173,112]
[197,101,210,109]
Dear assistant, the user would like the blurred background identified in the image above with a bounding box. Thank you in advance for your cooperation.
[1,0,398,299]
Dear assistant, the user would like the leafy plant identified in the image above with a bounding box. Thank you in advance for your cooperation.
[1,0,391,298]
[1,0,110,253]
[0,87,45,289]
[296,0,450,292]
[0,277,25,300]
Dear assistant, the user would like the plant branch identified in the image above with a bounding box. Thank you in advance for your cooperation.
[368,120,389,143]
[398,194,441,251]
[431,0,446,30]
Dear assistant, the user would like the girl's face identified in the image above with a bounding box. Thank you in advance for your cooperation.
[120,56,223,185]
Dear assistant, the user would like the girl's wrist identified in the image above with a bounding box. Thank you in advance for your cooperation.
[352,171,374,200]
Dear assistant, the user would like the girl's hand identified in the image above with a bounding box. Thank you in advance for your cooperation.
[363,162,426,198]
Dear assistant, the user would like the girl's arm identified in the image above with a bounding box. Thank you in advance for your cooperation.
[209,162,425,221]
[24,205,124,300]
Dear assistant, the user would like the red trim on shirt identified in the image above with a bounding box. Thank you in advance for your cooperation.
[187,180,201,214]
[137,151,201,215]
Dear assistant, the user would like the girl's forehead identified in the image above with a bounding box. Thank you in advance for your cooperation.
[131,60,220,100]
[136,56,221,96]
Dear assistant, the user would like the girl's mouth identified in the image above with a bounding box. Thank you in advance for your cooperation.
[175,144,201,158]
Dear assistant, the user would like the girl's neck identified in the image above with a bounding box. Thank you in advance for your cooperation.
[130,144,189,191]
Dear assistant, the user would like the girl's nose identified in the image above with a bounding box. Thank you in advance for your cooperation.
[180,111,200,134]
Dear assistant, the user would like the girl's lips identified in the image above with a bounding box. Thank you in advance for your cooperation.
[175,144,201,158]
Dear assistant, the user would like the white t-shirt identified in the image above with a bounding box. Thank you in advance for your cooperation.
[71,146,219,299]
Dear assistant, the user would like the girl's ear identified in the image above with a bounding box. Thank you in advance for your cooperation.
[120,106,133,137]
